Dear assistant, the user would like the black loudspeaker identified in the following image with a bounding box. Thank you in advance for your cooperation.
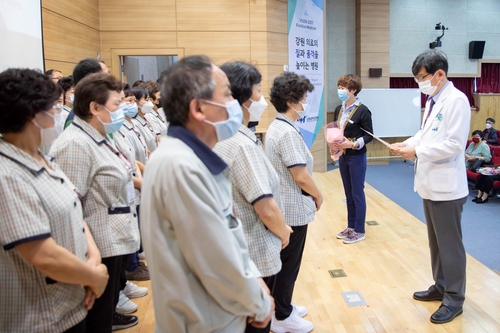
[469,41,485,59]
[369,68,382,77]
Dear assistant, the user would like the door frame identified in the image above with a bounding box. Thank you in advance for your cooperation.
[110,48,185,82]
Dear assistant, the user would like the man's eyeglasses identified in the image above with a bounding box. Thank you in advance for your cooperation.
[414,73,432,83]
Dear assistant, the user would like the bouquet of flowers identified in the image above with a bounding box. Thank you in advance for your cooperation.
[325,121,344,161]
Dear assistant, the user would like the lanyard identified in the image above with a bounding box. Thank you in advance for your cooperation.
[238,129,259,145]
[337,103,361,130]
[143,117,159,146]
[275,117,304,138]
[103,140,133,173]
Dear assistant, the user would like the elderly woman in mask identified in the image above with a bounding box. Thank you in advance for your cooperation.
[0,68,108,333]
[50,73,140,332]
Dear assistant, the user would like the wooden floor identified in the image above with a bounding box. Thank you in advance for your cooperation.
[121,170,500,333]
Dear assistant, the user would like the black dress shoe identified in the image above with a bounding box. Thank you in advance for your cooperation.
[112,312,138,331]
[413,286,443,301]
[472,197,480,202]
[430,304,463,324]
[476,197,489,204]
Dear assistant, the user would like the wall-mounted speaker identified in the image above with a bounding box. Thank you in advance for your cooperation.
[369,68,382,77]
[469,41,485,59]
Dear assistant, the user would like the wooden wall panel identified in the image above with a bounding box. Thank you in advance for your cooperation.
[266,0,288,34]
[42,0,99,29]
[99,0,176,32]
[250,0,268,31]
[176,0,250,31]
[177,32,251,65]
[43,60,79,78]
[471,94,500,136]
[42,9,100,68]
[251,32,288,66]
[312,130,326,173]
[357,3,390,29]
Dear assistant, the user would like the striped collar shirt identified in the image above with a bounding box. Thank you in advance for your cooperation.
[214,125,282,277]
[50,116,140,258]
[0,139,88,332]
[265,113,316,226]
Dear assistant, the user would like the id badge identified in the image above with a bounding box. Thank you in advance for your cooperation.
[126,181,135,204]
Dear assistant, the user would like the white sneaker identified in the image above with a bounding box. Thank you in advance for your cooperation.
[116,291,138,314]
[271,309,314,333]
[292,302,308,317]
[123,281,148,299]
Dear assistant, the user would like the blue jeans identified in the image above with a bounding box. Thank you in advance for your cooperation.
[339,153,367,233]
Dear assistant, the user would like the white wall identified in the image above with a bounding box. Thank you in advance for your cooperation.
[325,0,356,111]
[390,0,500,75]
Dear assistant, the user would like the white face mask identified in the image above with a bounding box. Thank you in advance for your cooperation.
[33,112,64,146]
[245,95,268,122]
[292,102,309,118]
[417,72,439,96]
[141,101,154,114]
[485,123,492,129]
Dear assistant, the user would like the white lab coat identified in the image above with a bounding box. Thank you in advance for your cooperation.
[405,82,471,201]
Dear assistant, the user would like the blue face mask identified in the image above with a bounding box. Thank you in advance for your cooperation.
[121,102,138,118]
[338,89,349,102]
[69,94,75,104]
[202,99,243,142]
[98,105,125,134]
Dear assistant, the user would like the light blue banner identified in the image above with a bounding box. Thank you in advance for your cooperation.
[288,0,325,148]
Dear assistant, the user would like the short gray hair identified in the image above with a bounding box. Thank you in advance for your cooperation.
[160,55,216,126]
[412,50,448,76]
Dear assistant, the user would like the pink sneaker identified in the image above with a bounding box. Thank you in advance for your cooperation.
[336,227,353,239]
[343,231,365,244]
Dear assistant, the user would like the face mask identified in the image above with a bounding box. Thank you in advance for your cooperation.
[292,102,308,118]
[203,99,243,142]
[33,112,64,146]
[69,94,74,104]
[338,89,349,102]
[121,102,138,118]
[418,72,438,95]
[141,101,154,114]
[98,106,125,134]
[472,137,480,144]
[485,123,492,129]
[245,95,268,121]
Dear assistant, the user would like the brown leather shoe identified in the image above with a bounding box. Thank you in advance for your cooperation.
[125,263,150,281]
[413,285,443,301]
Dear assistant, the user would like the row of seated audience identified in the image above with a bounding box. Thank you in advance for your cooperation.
[465,119,500,204]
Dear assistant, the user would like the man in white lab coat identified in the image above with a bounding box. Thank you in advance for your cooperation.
[392,50,470,324]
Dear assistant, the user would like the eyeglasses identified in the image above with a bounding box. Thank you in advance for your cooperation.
[414,73,432,83]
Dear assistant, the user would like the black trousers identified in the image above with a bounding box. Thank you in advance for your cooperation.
[475,174,500,194]
[273,224,308,321]
[64,320,85,333]
[85,254,128,333]
[244,275,277,333]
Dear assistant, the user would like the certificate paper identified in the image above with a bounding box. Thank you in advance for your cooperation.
[360,128,392,148]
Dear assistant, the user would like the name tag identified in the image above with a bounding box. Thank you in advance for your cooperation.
[126,181,135,204]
